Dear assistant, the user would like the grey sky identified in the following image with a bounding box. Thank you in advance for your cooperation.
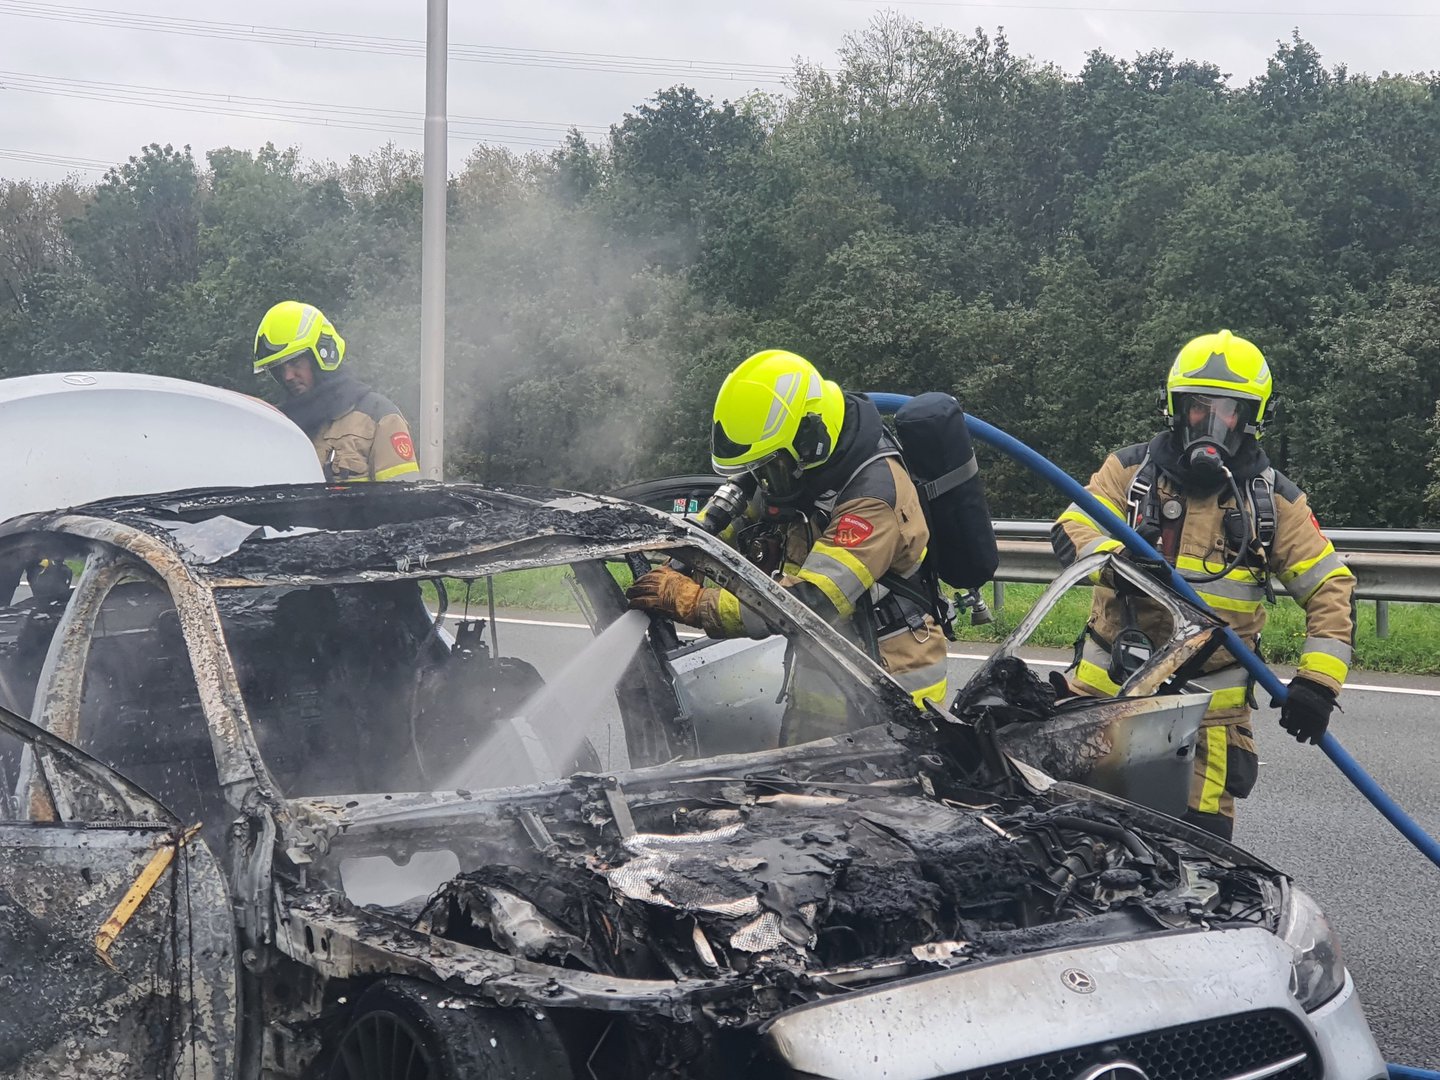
[1,0,1437,182]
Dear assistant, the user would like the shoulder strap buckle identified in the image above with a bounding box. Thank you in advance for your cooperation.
[1125,452,1156,528]
[1250,470,1277,555]
[920,454,979,501]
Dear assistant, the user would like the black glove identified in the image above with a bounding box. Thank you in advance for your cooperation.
[1115,525,1171,589]
[1273,677,1336,745]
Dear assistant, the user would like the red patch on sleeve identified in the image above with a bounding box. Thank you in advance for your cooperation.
[391,432,415,461]
[833,513,875,548]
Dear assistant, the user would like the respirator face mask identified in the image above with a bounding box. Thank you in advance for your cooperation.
[1175,393,1257,476]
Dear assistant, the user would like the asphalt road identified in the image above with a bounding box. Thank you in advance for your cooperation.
[481,613,1440,1068]
[1237,674,1440,1069]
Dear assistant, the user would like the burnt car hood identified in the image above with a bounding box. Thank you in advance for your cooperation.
[284,721,1284,1032]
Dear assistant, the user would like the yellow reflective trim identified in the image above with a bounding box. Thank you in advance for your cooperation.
[374,461,421,481]
[811,541,877,592]
[1279,543,1337,584]
[1198,725,1229,815]
[1192,589,1263,615]
[715,590,746,636]
[1081,537,1124,558]
[796,568,854,619]
[909,677,948,708]
[1208,685,1249,711]
[1174,555,1262,583]
[1056,508,1098,529]
[782,561,804,577]
[1299,651,1349,685]
[1283,549,1354,602]
[1076,659,1121,696]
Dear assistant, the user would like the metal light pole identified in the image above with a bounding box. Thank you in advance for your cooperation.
[418,0,447,479]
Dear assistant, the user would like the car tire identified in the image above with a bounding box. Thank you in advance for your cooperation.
[325,977,571,1080]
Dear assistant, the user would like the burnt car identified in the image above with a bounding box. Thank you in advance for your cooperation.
[0,481,1386,1079]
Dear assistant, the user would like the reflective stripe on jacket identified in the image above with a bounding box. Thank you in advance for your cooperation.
[1052,443,1354,695]
[696,456,949,708]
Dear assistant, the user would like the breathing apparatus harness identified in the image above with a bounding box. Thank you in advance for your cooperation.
[691,431,946,659]
[1096,432,1279,690]
[1126,450,1278,591]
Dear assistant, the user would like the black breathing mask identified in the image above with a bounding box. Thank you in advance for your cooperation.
[1173,392,1257,469]
[1184,441,1227,481]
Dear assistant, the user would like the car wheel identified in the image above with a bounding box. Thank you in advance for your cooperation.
[327,1005,438,1080]
[326,978,570,1080]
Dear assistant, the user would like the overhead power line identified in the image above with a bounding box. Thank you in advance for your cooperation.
[0,1,795,83]
[835,0,1439,15]
[0,145,110,171]
[0,70,610,149]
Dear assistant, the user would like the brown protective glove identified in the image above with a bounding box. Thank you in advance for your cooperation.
[626,566,704,626]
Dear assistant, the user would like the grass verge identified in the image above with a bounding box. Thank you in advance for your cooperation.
[954,582,1439,676]
[421,567,1439,677]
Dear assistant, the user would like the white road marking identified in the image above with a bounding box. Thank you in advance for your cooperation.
[1343,682,1440,698]
[948,651,1065,666]
[479,616,1440,698]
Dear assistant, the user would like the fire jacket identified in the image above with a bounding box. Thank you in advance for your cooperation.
[694,395,950,712]
[1052,438,1355,712]
[312,393,420,483]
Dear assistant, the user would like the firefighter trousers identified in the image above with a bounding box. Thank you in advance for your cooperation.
[1068,635,1260,841]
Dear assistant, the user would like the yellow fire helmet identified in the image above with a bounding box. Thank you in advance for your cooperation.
[253,301,346,375]
[711,350,846,499]
[1166,329,1273,441]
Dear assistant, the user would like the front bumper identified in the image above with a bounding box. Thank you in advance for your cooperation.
[764,928,1386,1080]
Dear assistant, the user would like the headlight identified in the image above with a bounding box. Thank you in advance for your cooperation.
[1278,885,1346,1011]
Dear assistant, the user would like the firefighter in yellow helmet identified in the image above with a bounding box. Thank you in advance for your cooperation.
[253,301,420,482]
[1051,330,1354,839]
[626,350,950,744]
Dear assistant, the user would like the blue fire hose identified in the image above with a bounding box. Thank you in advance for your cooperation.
[868,393,1440,1077]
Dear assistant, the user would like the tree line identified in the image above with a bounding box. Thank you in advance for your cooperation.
[3,15,1440,525]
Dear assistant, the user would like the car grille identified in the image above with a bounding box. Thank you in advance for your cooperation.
[940,1009,1318,1080]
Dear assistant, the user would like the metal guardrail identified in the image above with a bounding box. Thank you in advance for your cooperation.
[991,521,1440,605]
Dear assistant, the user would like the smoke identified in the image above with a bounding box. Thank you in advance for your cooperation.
[338,141,748,492]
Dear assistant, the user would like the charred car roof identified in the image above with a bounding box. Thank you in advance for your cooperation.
[0,480,687,583]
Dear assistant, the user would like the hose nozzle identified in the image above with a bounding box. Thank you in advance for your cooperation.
[696,477,754,537]
[959,587,993,626]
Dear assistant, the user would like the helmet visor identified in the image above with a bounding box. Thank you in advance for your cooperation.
[1176,393,1256,457]
[711,420,753,465]
[714,447,803,502]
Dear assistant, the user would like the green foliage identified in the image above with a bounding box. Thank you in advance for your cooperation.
[1,19,1437,530]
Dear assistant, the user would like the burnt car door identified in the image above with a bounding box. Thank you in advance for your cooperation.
[0,538,240,1079]
[949,552,1223,816]
[608,476,795,754]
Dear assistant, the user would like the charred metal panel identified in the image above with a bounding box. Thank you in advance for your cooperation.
[275,895,721,1020]
[995,695,1207,818]
[0,823,236,1079]
[46,515,276,809]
